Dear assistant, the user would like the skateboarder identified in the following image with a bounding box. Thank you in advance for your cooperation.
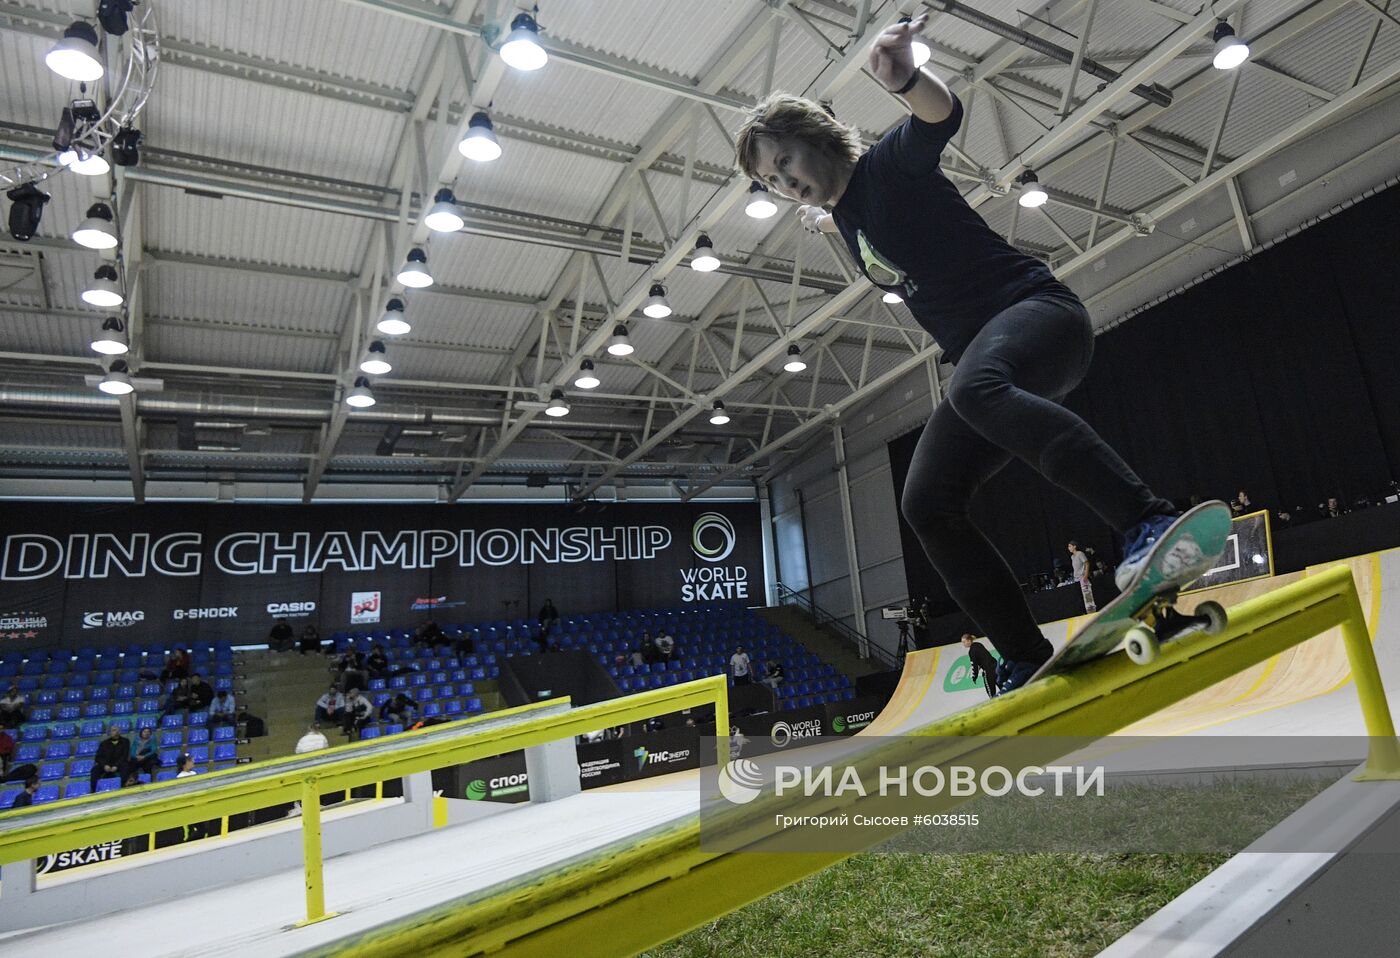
[961,633,999,699]
[736,13,1182,693]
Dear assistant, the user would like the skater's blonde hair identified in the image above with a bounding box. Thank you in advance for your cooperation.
[734,93,864,182]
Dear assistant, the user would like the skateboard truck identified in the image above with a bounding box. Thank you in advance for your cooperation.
[1123,592,1228,665]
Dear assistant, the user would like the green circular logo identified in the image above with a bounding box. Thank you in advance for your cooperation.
[691,512,735,562]
[465,779,487,801]
[832,715,846,733]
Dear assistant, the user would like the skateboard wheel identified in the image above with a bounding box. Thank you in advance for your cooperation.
[1196,600,1227,635]
[1125,625,1159,665]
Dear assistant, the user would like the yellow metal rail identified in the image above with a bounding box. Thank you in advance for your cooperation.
[0,674,730,925]
[300,562,1399,957]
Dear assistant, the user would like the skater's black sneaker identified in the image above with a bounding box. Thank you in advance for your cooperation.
[1114,513,1179,591]
[997,659,1041,695]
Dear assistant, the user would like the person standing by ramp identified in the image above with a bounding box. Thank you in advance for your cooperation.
[735,13,1217,694]
[1070,541,1097,613]
[961,633,999,699]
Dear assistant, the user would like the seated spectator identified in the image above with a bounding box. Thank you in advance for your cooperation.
[341,689,373,738]
[175,754,218,839]
[761,660,785,690]
[1276,509,1294,529]
[730,646,753,685]
[414,619,445,648]
[1230,489,1256,516]
[0,727,12,776]
[654,630,676,663]
[378,692,419,725]
[268,618,294,652]
[336,650,368,693]
[629,647,646,668]
[208,690,237,727]
[0,685,28,728]
[128,726,161,780]
[295,723,330,754]
[160,678,194,718]
[189,673,214,711]
[160,648,192,681]
[175,752,199,778]
[299,624,322,656]
[314,685,345,726]
[640,631,657,665]
[91,724,129,791]
[1321,496,1349,519]
[11,774,39,809]
[538,598,559,634]
[366,644,391,679]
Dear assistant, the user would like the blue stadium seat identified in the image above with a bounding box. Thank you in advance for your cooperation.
[35,690,58,704]
[160,715,183,729]
[63,781,91,799]
[213,743,236,761]
[187,728,209,745]
[39,762,66,781]
[159,730,183,748]
[33,784,60,804]
[20,726,46,743]
[62,689,84,703]
[188,746,209,764]
[188,711,207,725]
[155,770,177,782]
[44,742,71,760]
[111,700,133,716]
[138,699,161,714]
[212,726,235,742]
[360,727,381,740]
[158,749,181,766]
[95,777,121,793]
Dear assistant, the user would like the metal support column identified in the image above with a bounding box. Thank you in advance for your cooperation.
[833,421,870,659]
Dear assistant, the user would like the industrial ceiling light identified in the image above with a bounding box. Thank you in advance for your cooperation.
[458,111,502,162]
[544,388,570,418]
[882,290,903,304]
[898,15,931,68]
[709,400,730,426]
[690,234,721,272]
[82,264,124,307]
[573,358,600,389]
[376,297,411,336]
[359,340,392,376]
[7,184,50,242]
[423,188,465,233]
[346,376,376,408]
[89,316,128,355]
[397,247,433,288]
[1212,20,1250,70]
[1017,170,1048,208]
[71,201,118,249]
[500,12,548,71]
[58,148,110,176]
[46,21,104,82]
[642,283,672,319]
[745,181,777,219]
[607,324,634,357]
[783,343,806,373]
[98,359,134,395]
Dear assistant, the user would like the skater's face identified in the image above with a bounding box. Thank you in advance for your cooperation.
[750,136,850,207]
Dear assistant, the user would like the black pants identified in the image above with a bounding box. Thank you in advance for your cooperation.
[901,289,1173,665]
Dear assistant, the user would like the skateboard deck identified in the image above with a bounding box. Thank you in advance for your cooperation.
[1029,501,1234,683]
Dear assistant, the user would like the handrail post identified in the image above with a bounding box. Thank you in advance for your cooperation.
[297,775,338,926]
[1338,589,1400,780]
[716,676,732,769]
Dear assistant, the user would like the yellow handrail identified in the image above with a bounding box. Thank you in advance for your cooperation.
[0,674,731,924]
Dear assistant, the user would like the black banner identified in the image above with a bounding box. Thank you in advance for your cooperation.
[0,501,762,648]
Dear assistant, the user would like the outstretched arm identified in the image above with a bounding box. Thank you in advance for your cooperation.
[869,13,954,122]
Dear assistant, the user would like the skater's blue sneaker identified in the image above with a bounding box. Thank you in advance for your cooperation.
[1114,513,1180,591]
[996,659,1041,695]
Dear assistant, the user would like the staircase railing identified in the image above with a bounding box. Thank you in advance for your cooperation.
[773,582,900,669]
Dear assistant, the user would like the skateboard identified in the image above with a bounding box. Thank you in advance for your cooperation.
[1028,501,1234,684]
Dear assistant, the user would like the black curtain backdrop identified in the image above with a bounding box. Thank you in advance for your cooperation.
[891,185,1400,617]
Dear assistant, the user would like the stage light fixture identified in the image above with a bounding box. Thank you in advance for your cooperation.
[745,181,777,219]
[346,376,376,408]
[1212,20,1250,70]
[607,324,634,357]
[397,248,433,288]
[783,343,806,373]
[46,21,104,82]
[72,202,118,249]
[642,283,672,319]
[544,388,570,417]
[500,12,548,71]
[574,359,600,389]
[424,188,465,233]
[98,359,134,395]
[1017,170,1048,208]
[359,340,392,376]
[376,298,411,336]
[110,127,142,167]
[90,317,128,355]
[7,184,51,241]
[459,111,502,162]
[82,264,123,307]
[709,400,730,426]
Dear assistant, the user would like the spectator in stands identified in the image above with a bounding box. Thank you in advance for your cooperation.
[160,648,191,681]
[0,685,28,728]
[379,692,419,725]
[336,650,368,693]
[342,689,373,738]
[962,633,999,699]
[295,723,330,754]
[208,690,237,728]
[1321,496,1349,519]
[645,715,665,733]
[189,673,214,711]
[761,660,785,691]
[654,630,676,663]
[538,598,559,634]
[1231,489,1256,516]
[640,631,658,665]
[1068,541,1095,613]
[268,618,294,652]
[414,619,445,649]
[452,630,475,659]
[730,646,753,685]
[175,752,199,778]
[1275,509,1294,529]
[629,645,646,668]
[160,678,194,719]
[532,624,552,654]
[11,775,39,809]
[314,685,345,726]
[128,726,161,781]
[299,624,322,656]
[175,754,219,839]
[0,726,13,776]
[91,724,129,791]
[367,644,391,679]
